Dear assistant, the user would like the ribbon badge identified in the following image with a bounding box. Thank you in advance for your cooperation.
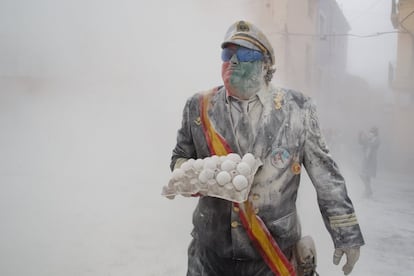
[271,148,291,169]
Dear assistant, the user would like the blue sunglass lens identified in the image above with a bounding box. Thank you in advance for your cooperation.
[221,48,235,61]
[221,47,263,62]
[237,48,264,62]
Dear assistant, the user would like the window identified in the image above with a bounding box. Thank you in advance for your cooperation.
[306,44,312,85]
[319,13,327,40]
[308,0,315,18]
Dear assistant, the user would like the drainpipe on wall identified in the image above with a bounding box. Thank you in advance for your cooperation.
[391,0,399,28]
[392,0,414,84]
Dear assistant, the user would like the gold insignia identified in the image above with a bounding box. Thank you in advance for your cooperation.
[194,117,201,125]
[291,162,301,175]
[236,21,250,32]
[329,213,358,229]
[274,91,283,110]
[275,102,282,110]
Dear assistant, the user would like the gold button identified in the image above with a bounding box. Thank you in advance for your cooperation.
[231,221,239,228]
[233,206,240,212]
[252,194,260,200]
[254,208,259,214]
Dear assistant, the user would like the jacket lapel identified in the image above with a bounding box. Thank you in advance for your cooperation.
[207,87,239,154]
[252,87,287,158]
[205,86,287,157]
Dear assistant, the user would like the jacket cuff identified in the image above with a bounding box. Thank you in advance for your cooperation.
[329,213,365,248]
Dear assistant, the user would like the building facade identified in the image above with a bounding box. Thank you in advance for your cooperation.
[390,0,414,172]
[242,0,349,98]
[242,0,362,161]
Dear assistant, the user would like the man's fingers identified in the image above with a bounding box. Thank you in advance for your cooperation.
[342,248,360,275]
[343,263,354,275]
[333,248,344,265]
[334,247,360,275]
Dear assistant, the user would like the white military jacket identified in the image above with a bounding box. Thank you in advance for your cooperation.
[171,85,364,259]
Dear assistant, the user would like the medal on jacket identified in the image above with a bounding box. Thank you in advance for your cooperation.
[271,147,291,168]
[291,162,301,174]
[291,153,301,175]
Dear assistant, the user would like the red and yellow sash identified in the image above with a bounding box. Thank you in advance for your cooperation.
[199,87,233,156]
[199,89,296,276]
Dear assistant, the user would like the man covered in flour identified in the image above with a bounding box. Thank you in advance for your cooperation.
[169,20,364,276]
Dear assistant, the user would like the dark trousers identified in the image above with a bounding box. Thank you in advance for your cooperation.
[187,238,293,276]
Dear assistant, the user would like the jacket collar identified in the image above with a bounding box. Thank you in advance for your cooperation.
[207,86,287,157]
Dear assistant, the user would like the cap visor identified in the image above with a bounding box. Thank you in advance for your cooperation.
[221,39,260,51]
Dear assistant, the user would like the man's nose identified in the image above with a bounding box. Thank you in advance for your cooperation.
[230,53,239,64]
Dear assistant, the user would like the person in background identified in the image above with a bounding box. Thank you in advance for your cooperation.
[358,126,380,197]
[169,20,364,276]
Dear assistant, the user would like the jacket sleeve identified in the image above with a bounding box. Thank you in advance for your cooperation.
[302,99,365,249]
[170,96,198,171]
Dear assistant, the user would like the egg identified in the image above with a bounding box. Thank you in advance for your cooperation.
[193,159,205,171]
[211,155,220,164]
[227,153,242,163]
[180,161,193,171]
[216,171,231,186]
[236,162,251,176]
[186,158,195,165]
[221,160,237,171]
[232,175,249,191]
[198,169,215,183]
[204,158,217,170]
[242,153,256,167]
[171,168,185,180]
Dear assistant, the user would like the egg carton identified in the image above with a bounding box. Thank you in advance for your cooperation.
[161,153,262,203]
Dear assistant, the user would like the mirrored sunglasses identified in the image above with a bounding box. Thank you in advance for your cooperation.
[221,47,264,62]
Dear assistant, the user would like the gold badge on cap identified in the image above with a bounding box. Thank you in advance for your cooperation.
[237,21,250,32]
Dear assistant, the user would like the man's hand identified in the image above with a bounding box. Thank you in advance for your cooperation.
[333,247,360,275]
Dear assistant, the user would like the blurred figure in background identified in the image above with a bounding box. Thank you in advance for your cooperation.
[358,126,380,197]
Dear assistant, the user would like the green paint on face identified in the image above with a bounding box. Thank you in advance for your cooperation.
[229,60,265,99]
